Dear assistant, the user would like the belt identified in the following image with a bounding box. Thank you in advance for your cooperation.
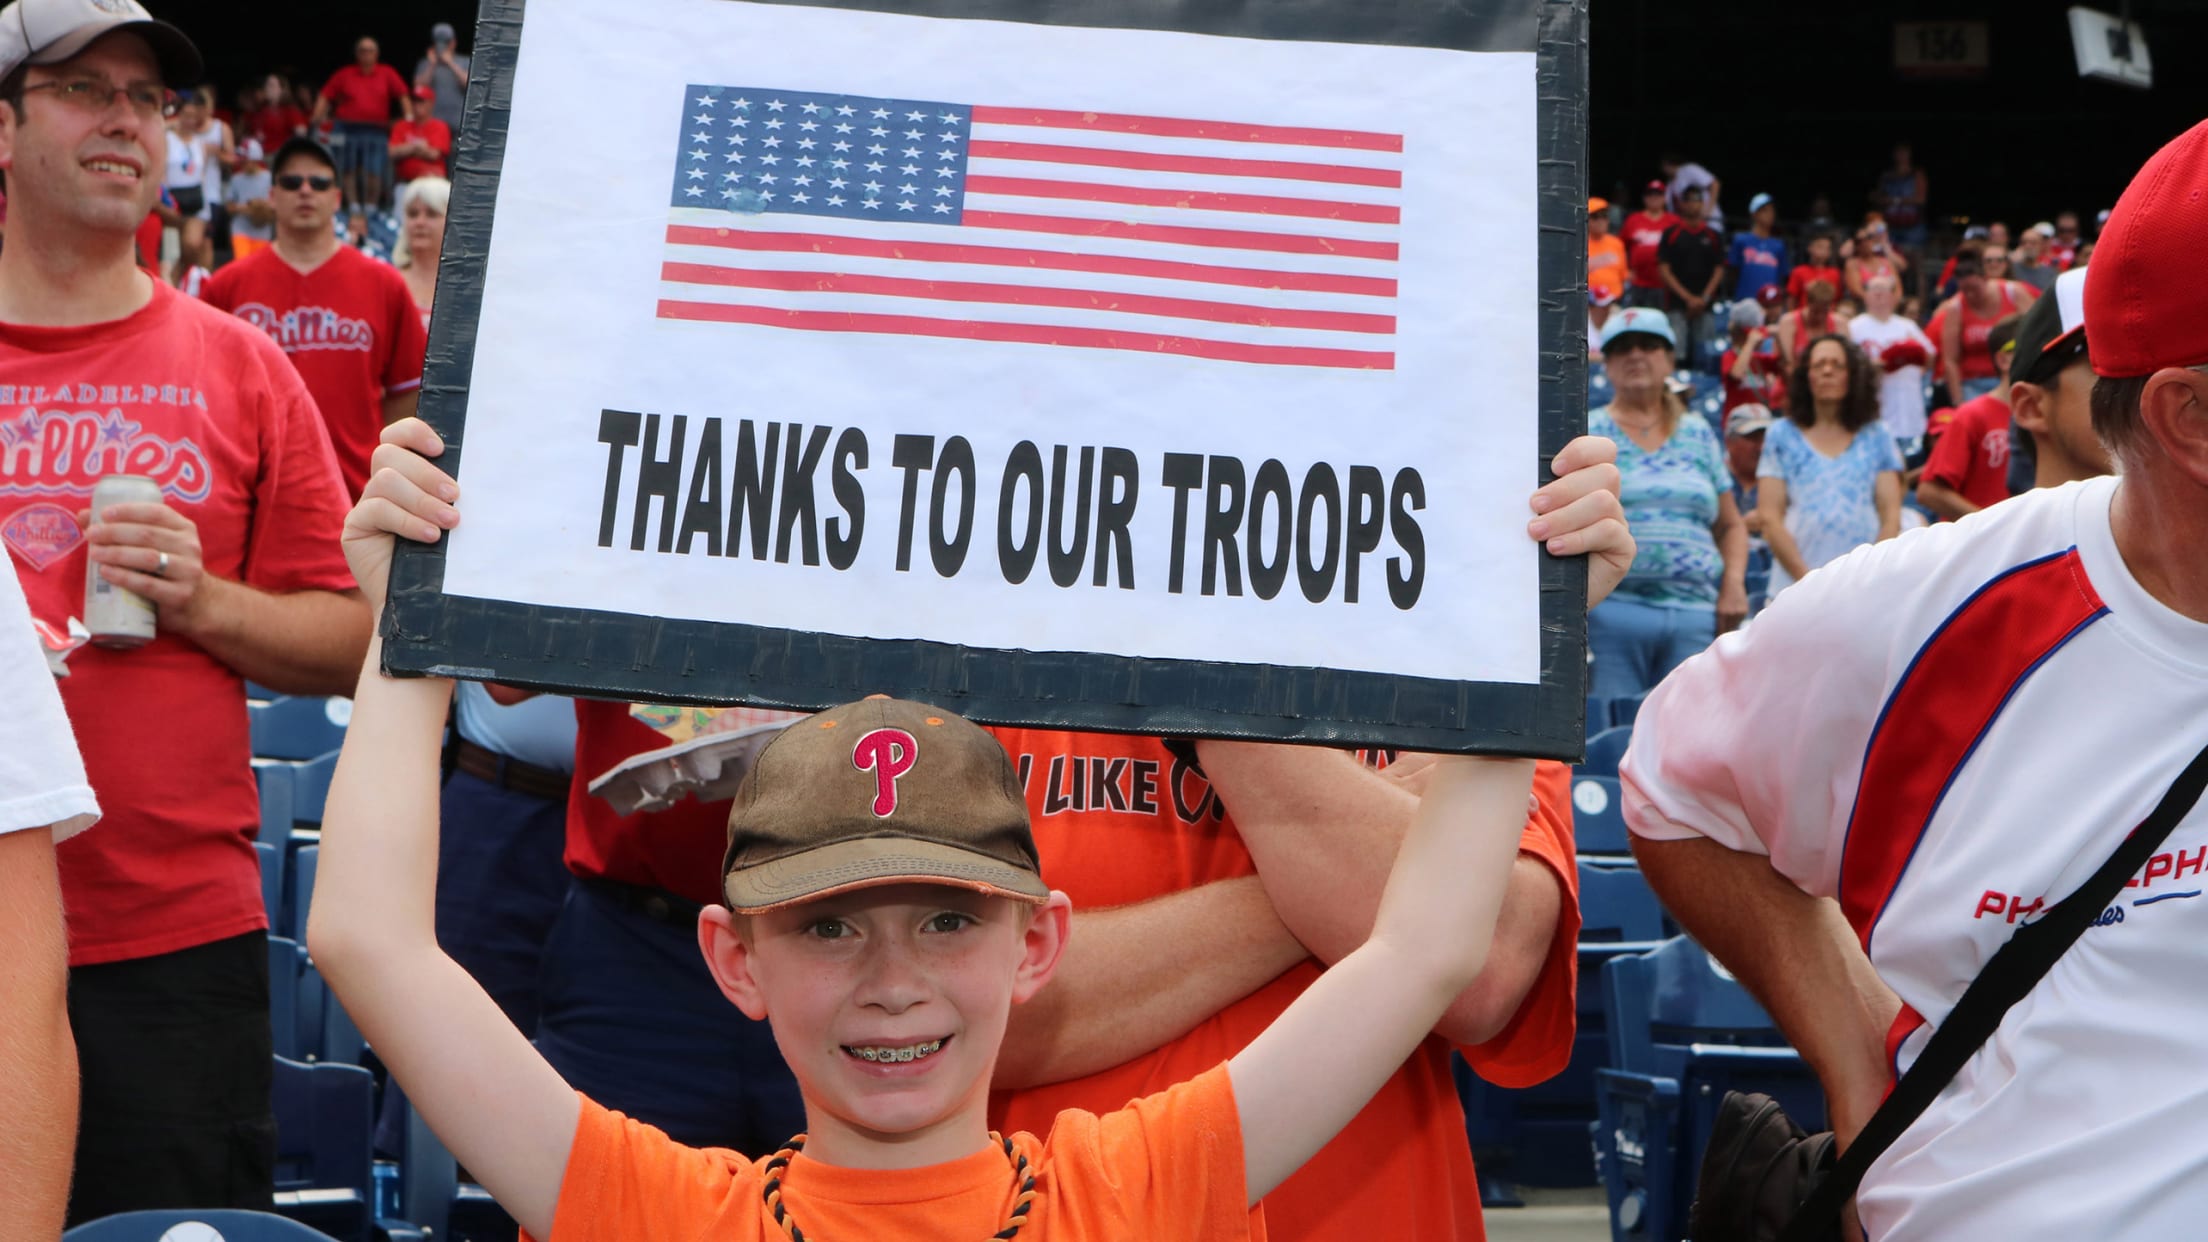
[453,739,571,802]
[583,878,706,932]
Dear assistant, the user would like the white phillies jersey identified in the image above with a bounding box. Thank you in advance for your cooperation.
[1621,475,2208,1242]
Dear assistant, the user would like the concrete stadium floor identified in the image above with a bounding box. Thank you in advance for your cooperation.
[1483,1187,1612,1241]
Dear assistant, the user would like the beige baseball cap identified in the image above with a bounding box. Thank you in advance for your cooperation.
[720,698,1048,914]
[0,0,202,87]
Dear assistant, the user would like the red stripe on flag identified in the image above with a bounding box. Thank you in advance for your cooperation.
[656,300,1395,370]
[964,175,1400,224]
[962,210,1398,261]
[970,105,1401,153]
[660,262,1396,334]
[664,225,1397,298]
[1837,551,2107,950]
[967,139,1403,189]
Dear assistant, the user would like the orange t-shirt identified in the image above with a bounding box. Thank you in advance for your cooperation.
[528,1064,1264,1242]
[1588,234,1628,303]
[986,732,1580,1242]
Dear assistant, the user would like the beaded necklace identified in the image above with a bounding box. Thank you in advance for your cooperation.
[761,1132,1038,1241]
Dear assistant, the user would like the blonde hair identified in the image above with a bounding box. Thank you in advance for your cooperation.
[395,177,452,270]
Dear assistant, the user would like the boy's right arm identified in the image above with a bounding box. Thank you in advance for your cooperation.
[307,421,580,1241]
[1227,754,1535,1204]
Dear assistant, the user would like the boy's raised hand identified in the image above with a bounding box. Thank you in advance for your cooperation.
[1529,435,1633,607]
[344,418,461,615]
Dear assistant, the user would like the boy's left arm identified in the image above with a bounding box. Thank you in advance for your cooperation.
[1207,433,1626,1043]
[308,423,580,1240]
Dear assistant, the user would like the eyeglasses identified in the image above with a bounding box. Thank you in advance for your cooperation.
[276,173,338,192]
[20,77,176,120]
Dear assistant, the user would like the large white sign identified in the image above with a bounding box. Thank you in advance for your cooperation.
[441,0,1541,685]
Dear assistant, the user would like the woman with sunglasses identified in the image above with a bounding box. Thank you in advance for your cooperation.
[1583,307,1750,699]
[1935,242,2038,406]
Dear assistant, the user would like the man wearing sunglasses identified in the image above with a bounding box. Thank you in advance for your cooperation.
[0,0,372,1223]
[201,135,427,500]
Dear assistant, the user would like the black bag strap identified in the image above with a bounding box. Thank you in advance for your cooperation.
[1780,737,2208,1242]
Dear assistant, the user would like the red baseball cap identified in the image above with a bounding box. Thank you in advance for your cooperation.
[2086,119,2208,377]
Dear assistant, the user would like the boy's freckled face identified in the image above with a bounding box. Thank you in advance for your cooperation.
[743,884,1033,1143]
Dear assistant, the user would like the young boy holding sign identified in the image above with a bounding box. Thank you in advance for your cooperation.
[314,419,1629,1239]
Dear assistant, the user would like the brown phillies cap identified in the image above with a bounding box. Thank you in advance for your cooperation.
[721,698,1048,914]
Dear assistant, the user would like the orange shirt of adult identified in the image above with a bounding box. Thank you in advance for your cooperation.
[987,732,1581,1242]
[524,1065,1263,1241]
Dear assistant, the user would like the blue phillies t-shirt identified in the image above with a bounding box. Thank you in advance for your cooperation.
[1728,233,1790,301]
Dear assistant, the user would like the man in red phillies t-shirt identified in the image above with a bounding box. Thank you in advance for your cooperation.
[1620,178,1677,309]
[202,137,427,498]
[388,86,452,185]
[0,12,369,1223]
[311,35,409,210]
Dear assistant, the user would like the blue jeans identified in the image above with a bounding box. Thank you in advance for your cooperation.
[436,770,571,1037]
[535,882,804,1152]
[1588,597,1718,701]
[1961,376,2000,402]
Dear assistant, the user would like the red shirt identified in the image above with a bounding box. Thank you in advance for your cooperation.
[1953,284,2026,381]
[1720,342,1787,413]
[986,731,1580,1242]
[242,102,307,154]
[1920,392,2013,512]
[0,281,355,965]
[320,64,410,126]
[1787,264,1842,307]
[201,246,427,498]
[390,118,453,182]
[563,699,733,903]
[1621,210,1677,290]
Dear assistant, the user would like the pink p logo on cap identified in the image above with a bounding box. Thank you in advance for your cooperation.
[853,728,918,817]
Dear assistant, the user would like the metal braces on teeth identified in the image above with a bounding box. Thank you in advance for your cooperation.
[850,1040,943,1062]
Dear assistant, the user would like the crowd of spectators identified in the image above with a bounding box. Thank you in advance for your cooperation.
[1585,145,2116,697]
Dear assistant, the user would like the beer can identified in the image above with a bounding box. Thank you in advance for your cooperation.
[85,474,161,649]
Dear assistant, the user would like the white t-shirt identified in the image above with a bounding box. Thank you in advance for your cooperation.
[1621,476,2208,1241]
[0,559,97,840]
[1848,312,1936,443]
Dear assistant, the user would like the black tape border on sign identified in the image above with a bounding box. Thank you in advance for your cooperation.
[385,0,1590,758]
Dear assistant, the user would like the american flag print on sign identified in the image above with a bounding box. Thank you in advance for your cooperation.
[661,85,1402,370]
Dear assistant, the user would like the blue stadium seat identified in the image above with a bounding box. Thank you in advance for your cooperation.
[291,844,319,943]
[1588,369,1615,406]
[1585,694,1612,741]
[1593,938,1824,1242]
[255,760,297,842]
[65,1208,343,1240]
[1572,775,1630,856]
[1579,861,1663,942]
[1609,692,1647,729]
[246,682,287,703]
[272,1057,380,1242]
[291,752,339,826]
[257,840,285,928]
[1580,725,1633,779]
[250,696,351,762]
[268,936,304,1062]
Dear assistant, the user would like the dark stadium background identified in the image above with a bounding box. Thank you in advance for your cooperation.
[168,0,2207,233]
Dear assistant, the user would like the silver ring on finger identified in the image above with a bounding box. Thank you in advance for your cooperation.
[155,551,171,577]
